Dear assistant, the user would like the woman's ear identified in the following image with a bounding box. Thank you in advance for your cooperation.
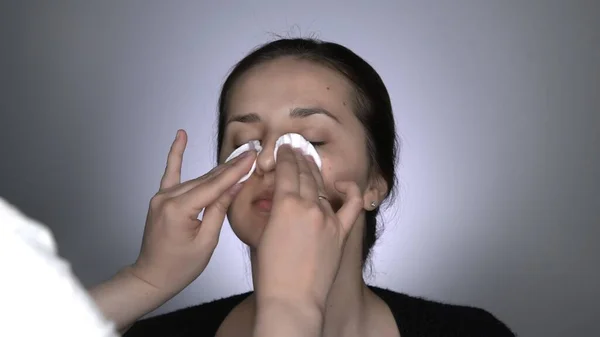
[362,174,388,210]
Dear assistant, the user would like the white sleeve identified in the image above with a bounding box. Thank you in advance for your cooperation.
[0,197,119,337]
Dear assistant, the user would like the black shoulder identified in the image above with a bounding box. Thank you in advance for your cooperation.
[443,304,516,337]
[370,286,516,337]
[123,292,251,337]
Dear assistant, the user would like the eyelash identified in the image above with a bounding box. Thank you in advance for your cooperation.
[233,141,325,148]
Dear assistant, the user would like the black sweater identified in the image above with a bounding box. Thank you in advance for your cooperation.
[124,286,515,337]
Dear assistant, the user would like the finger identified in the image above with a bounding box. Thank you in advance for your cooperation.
[274,145,299,197]
[294,149,319,201]
[177,150,257,213]
[334,181,364,236]
[304,154,327,201]
[160,130,187,190]
[162,166,224,197]
[163,151,250,197]
[196,181,244,243]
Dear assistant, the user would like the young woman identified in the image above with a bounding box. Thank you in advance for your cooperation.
[90,38,515,337]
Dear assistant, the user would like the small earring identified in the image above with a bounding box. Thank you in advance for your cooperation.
[370,201,377,208]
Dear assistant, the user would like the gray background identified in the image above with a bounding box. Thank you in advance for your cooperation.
[2,1,599,336]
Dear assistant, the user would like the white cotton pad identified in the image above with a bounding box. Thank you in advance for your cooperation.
[224,134,322,184]
[274,133,322,170]
[225,140,262,183]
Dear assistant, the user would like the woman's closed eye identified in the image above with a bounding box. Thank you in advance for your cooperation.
[232,139,261,148]
[233,141,326,148]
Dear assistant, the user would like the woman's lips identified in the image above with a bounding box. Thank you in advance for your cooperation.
[252,199,272,212]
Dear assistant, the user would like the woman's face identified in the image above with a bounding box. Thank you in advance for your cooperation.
[219,57,378,248]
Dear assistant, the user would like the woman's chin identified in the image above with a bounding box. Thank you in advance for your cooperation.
[229,213,268,248]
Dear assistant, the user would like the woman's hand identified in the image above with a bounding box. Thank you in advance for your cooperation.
[131,129,256,296]
[254,145,364,315]
[90,130,256,333]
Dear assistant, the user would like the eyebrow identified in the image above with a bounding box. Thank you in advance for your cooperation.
[225,107,341,126]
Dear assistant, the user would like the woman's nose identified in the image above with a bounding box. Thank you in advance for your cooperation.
[255,140,276,175]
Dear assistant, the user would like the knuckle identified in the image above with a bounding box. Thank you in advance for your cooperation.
[169,150,182,162]
[280,194,299,208]
[198,230,219,247]
[202,164,227,181]
[212,199,229,214]
[306,203,326,222]
[277,194,327,224]
[213,163,229,173]
[162,198,180,215]
[149,194,165,209]
[351,195,364,207]
[200,168,218,182]
[298,171,313,181]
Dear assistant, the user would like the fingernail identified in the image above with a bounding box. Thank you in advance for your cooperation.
[229,151,249,163]
[175,130,180,140]
[239,150,254,159]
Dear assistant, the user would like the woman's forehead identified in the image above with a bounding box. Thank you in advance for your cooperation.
[226,58,355,120]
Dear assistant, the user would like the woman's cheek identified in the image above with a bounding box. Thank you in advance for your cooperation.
[320,156,363,210]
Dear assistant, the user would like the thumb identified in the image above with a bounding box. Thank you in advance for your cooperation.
[197,183,244,241]
[334,181,364,237]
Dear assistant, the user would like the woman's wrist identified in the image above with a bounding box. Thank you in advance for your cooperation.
[89,265,172,332]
